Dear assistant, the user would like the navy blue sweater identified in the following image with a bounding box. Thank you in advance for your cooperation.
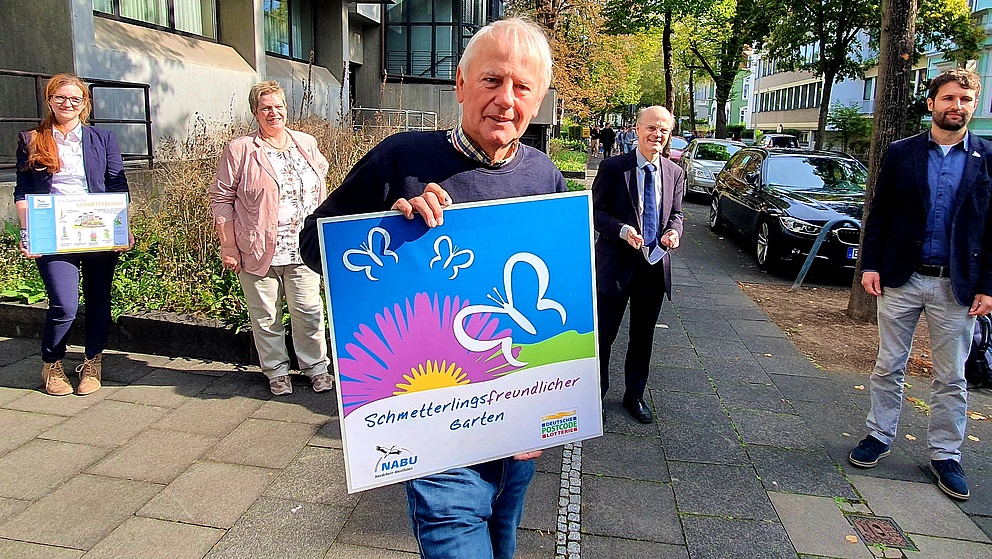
[301,130,567,272]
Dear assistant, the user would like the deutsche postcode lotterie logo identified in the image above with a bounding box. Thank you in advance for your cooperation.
[540,410,578,439]
[373,444,419,478]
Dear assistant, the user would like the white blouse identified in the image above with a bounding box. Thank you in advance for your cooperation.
[50,124,88,196]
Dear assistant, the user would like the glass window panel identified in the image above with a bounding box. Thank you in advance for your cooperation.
[291,0,313,59]
[409,0,431,23]
[94,0,113,14]
[410,26,432,76]
[175,0,215,37]
[120,0,169,26]
[386,25,408,74]
[435,26,457,79]
[386,1,405,22]
[264,0,290,56]
[435,0,454,23]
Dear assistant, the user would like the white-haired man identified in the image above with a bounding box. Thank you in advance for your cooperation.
[301,18,565,559]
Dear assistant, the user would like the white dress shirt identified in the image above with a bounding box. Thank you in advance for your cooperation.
[50,124,88,196]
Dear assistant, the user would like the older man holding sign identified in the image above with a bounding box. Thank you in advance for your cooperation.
[301,18,601,559]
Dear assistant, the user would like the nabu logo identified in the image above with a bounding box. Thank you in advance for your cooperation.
[374,444,418,473]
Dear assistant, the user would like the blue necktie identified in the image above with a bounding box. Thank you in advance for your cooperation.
[642,162,658,248]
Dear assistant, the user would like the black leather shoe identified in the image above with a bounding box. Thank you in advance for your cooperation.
[622,398,653,424]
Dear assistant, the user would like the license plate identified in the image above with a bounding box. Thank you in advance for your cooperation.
[848,247,858,259]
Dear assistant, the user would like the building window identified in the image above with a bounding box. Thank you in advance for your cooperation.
[863,77,875,101]
[742,82,749,101]
[264,0,313,60]
[385,0,492,81]
[94,0,216,38]
[739,106,747,124]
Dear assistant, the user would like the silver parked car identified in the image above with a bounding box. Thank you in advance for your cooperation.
[679,138,746,198]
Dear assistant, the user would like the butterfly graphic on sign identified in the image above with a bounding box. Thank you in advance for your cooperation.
[453,252,566,367]
[429,236,474,280]
[342,227,398,281]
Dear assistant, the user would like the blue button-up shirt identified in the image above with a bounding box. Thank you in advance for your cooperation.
[923,132,969,266]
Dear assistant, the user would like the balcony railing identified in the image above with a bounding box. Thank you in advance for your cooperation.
[351,108,438,131]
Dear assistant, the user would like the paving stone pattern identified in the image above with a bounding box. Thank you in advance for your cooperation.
[0,196,991,558]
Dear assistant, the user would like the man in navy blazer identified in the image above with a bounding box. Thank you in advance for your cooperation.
[593,105,685,423]
[849,69,992,501]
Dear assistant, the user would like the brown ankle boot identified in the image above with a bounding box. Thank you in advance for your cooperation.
[42,361,73,396]
[76,354,103,395]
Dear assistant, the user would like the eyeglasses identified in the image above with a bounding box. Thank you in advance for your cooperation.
[50,95,85,107]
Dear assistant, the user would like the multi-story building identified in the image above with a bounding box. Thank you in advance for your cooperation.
[0,0,556,167]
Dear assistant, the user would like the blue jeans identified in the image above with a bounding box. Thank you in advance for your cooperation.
[36,251,120,362]
[405,458,535,559]
[867,273,974,461]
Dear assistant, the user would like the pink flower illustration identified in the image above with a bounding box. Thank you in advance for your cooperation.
[338,292,521,416]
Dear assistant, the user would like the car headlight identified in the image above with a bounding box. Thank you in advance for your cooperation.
[779,216,822,235]
[692,168,712,180]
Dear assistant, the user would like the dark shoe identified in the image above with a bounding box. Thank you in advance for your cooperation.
[849,435,890,468]
[622,398,653,424]
[930,459,970,500]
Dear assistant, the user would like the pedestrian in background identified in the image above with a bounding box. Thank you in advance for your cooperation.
[211,81,333,396]
[850,68,992,501]
[600,123,616,158]
[13,73,133,397]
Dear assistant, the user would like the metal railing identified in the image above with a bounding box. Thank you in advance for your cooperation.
[351,108,438,132]
[0,69,153,170]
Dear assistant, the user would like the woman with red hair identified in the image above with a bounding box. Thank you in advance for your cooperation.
[14,73,132,396]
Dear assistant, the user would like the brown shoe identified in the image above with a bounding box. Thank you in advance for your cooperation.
[76,354,103,395]
[310,373,334,393]
[42,360,73,396]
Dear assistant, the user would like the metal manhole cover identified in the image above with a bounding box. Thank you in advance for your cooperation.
[847,514,918,551]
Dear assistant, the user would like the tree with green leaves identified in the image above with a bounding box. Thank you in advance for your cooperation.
[826,102,871,153]
[758,0,981,150]
[680,0,766,138]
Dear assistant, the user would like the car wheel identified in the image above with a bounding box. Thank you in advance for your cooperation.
[756,220,778,270]
[708,196,722,231]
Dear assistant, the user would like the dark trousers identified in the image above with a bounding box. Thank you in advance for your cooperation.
[36,251,119,362]
[597,258,666,401]
[602,141,615,157]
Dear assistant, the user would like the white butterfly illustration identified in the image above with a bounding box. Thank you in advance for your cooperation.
[453,252,566,367]
[429,236,475,280]
[342,227,398,281]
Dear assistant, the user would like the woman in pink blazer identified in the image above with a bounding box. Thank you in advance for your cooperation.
[210,81,331,396]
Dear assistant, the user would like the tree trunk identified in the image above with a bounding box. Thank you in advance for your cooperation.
[815,72,835,150]
[688,69,698,137]
[847,0,917,321]
[664,10,674,111]
[714,84,731,138]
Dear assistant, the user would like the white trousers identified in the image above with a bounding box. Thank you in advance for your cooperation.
[239,264,329,379]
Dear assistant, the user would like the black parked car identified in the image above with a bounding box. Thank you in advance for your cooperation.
[708,148,867,271]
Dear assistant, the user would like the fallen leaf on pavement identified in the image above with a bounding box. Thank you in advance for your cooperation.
[842,432,851,437]
[906,397,931,416]
[764,353,773,357]
[846,535,859,544]
[968,435,980,442]
[905,434,917,441]
[854,385,865,391]
[967,412,988,420]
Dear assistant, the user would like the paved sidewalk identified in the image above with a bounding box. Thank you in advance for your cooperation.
[1,180,991,558]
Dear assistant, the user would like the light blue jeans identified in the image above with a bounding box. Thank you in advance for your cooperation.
[866,273,974,461]
[405,459,535,559]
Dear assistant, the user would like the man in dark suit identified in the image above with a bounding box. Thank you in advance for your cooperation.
[593,105,685,423]
[599,124,616,158]
[849,69,992,501]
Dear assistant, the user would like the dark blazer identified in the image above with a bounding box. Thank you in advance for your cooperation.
[14,126,128,201]
[593,150,685,297]
[861,131,992,306]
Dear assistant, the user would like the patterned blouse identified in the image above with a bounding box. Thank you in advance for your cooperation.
[264,145,323,266]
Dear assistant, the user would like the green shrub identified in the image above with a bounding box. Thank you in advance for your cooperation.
[565,179,586,191]
[549,138,588,172]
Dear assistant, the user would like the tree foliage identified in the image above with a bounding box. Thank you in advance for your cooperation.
[757,0,980,149]
[826,102,872,152]
[508,0,659,120]
[680,0,766,138]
